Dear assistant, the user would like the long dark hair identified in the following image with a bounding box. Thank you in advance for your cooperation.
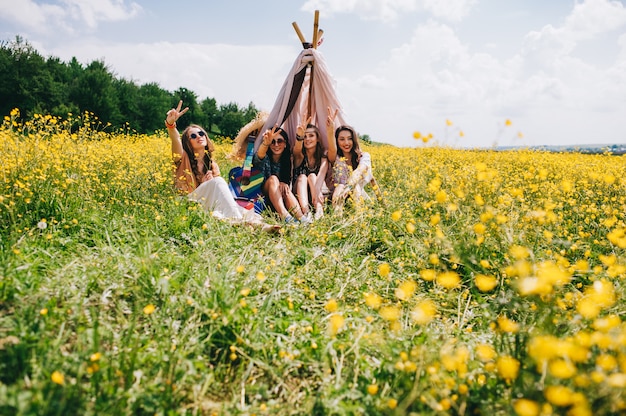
[269,127,292,183]
[181,124,214,182]
[305,123,325,170]
[335,125,361,169]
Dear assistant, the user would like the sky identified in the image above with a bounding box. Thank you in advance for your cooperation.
[1,0,626,149]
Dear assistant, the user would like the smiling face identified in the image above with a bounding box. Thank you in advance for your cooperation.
[270,136,287,156]
[303,126,318,151]
[337,129,354,157]
[186,127,208,153]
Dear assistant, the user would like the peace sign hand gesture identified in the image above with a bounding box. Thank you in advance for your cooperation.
[166,100,189,125]
[296,115,312,139]
[326,106,338,129]
[262,126,281,146]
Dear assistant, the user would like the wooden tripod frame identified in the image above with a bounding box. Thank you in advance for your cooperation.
[292,10,322,49]
[291,10,323,119]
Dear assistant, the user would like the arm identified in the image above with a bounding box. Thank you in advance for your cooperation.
[326,107,338,163]
[293,115,312,167]
[256,126,282,160]
[348,152,372,188]
[211,161,221,177]
[166,100,189,162]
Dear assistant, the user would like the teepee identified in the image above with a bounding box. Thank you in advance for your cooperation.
[232,11,347,159]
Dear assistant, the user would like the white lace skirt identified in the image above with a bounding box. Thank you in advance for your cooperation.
[188,177,262,223]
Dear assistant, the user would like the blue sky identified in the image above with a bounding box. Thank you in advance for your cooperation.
[1,0,626,148]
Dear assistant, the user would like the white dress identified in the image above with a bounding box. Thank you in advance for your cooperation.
[188,177,262,223]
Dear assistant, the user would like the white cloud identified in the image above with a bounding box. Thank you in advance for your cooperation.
[301,0,476,22]
[62,0,142,29]
[565,0,626,39]
[0,0,141,34]
[523,0,626,60]
[0,0,65,32]
[422,0,477,22]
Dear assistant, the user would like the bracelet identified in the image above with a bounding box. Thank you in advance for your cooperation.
[296,135,304,141]
[165,120,176,129]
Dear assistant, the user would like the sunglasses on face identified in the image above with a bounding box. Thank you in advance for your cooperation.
[189,131,206,139]
[271,138,285,145]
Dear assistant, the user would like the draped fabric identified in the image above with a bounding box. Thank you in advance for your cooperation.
[253,48,347,152]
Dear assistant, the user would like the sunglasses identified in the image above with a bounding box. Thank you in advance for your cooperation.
[271,138,285,145]
[189,131,206,139]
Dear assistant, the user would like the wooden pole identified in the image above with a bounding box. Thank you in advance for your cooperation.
[292,22,306,45]
[312,10,320,49]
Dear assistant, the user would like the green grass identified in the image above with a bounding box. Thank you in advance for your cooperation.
[1,118,626,415]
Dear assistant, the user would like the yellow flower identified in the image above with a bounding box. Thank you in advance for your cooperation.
[473,223,486,235]
[513,399,540,416]
[435,190,448,203]
[411,300,437,325]
[367,384,379,395]
[387,398,398,409]
[143,304,156,315]
[420,269,437,281]
[544,385,574,406]
[496,355,520,380]
[391,210,402,221]
[328,314,345,336]
[412,131,421,139]
[364,292,382,309]
[51,371,65,385]
[90,352,102,362]
[325,298,338,313]
[406,222,416,233]
[548,359,577,379]
[40,308,48,316]
[497,316,519,333]
[378,263,391,278]
[236,265,245,273]
[395,280,417,301]
[379,305,401,322]
[436,271,460,289]
[475,343,497,362]
[505,119,512,126]
[596,354,618,372]
[474,274,497,292]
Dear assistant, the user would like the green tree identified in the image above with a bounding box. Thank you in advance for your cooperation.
[138,83,175,132]
[200,97,218,133]
[114,78,140,130]
[69,60,120,124]
[217,102,246,139]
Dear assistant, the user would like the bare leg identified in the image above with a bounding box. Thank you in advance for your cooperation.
[264,176,290,219]
[307,173,324,219]
[282,185,305,220]
[295,174,310,216]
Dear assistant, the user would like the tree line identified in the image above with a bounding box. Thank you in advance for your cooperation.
[0,36,259,138]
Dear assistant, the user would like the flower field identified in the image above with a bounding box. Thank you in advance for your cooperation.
[1,112,626,415]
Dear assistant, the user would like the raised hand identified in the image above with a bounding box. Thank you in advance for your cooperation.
[262,126,280,146]
[326,106,338,128]
[296,115,312,138]
[166,100,189,125]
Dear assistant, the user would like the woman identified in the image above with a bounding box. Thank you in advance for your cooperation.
[166,100,278,231]
[253,125,306,224]
[292,117,329,220]
[326,107,373,213]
